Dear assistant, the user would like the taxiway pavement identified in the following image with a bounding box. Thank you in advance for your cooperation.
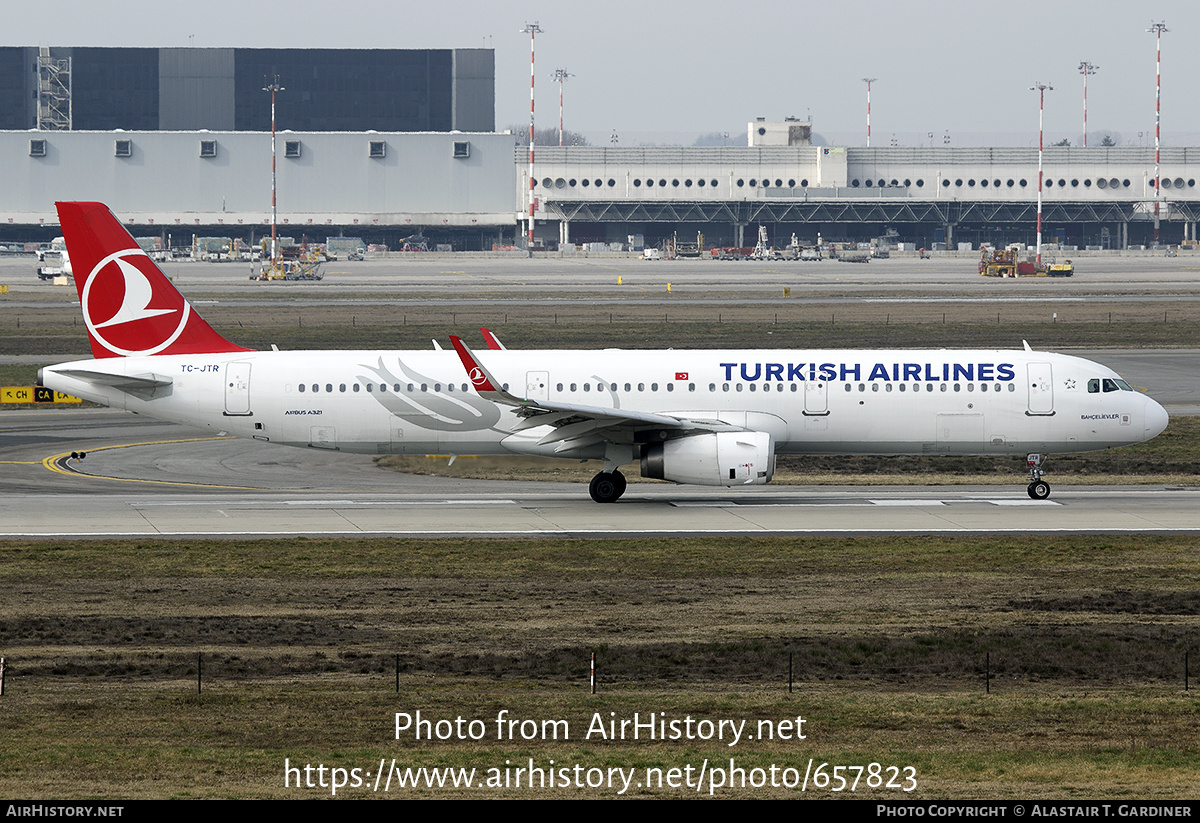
[3,408,1197,537]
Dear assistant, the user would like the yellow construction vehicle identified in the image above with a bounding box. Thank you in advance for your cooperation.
[979,246,1072,277]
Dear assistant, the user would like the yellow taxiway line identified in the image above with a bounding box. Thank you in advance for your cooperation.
[39,436,276,490]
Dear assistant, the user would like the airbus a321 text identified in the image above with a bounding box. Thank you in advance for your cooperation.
[41,202,1169,503]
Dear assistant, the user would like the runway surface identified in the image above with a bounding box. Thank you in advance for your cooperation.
[3,408,1197,537]
[6,251,1200,301]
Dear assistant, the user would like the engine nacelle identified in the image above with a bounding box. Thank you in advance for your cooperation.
[641,431,775,486]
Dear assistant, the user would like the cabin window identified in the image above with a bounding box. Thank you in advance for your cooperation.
[667,383,674,392]
[624,383,631,391]
[872,384,879,392]
[325,384,333,393]
[688,383,695,392]
[446,383,453,392]
[353,383,360,392]
[570,383,577,392]
[420,384,428,392]
[709,383,716,391]
[583,383,590,392]
[791,384,798,392]
[556,383,563,391]
[735,384,742,392]
[845,384,852,392]
[723,383,729,392]
[885,384,893,392]
[638,383,645,391]
[340,384,347,392]
[298,384,306,393]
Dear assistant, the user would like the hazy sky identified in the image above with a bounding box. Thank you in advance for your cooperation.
[5,0,1197,146]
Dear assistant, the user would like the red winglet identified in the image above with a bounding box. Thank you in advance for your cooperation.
[449,335,499,392]
[56,201,252,358]
[480,327,506,351]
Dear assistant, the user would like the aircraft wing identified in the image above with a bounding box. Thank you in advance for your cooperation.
[448,336,740,452]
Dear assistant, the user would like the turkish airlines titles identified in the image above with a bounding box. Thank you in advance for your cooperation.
[719,361,1018,383]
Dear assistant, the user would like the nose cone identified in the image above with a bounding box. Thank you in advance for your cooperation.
[1144,396,1169,441]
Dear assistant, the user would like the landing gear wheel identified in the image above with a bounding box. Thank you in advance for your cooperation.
[1027,480,1051,500]
[611,470,627,499]
[589,471,621,503]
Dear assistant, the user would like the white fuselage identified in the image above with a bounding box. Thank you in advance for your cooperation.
[42,347,1168,463]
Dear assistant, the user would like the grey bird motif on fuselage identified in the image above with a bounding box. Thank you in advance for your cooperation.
[358,357,504,432]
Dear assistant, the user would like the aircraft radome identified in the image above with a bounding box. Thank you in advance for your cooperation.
[41,202,1169,503]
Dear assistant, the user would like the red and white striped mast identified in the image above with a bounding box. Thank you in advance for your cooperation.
[862,78,877,147]
[521,22,542,248]
[1148,21,1167,246]
[552,68,573,146]
[1078,61,1096,147]
[263,75,284,272]
[1031,82,1052,266]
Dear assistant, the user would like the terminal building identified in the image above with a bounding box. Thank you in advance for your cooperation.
[524,120,1200,250]
[0,47,1197,251]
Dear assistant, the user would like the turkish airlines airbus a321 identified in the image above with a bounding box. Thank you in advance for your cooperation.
[40,202,1168,503]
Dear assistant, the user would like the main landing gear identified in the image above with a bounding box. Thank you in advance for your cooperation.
[1026,453,1050,500]
[589,470,627,503]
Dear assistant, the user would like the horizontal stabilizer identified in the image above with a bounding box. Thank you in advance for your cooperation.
[53,368,174,390]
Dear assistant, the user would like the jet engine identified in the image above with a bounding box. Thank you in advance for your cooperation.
[640,431,775,486]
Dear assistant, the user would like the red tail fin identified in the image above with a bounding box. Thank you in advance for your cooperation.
[56,201,252,358]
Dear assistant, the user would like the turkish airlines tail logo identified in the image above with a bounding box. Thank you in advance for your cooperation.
[56,202,252,358]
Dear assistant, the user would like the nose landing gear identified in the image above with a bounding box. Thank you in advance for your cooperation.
[1026,453,1050,500]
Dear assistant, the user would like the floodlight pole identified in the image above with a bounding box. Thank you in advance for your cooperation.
[552,68,573,147]
[862,78,877,147]
[521,22,543,248]
[1078,61,1097,147]
[263,76,284,272]
[1031,82,1052,266]
[1148,21,1167,246]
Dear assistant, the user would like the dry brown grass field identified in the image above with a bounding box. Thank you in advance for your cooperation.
[4,288,1200,354]
[1,536,1198,798]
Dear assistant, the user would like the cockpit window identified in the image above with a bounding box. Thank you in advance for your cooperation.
[1092,377,1134,393]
